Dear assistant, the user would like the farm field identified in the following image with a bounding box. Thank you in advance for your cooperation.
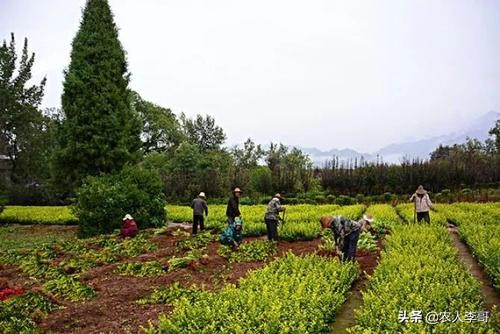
[0,203,498,333]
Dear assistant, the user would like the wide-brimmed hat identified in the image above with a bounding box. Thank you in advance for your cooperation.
[198,192,206,198]
[363,214,374,223]
[122,214,133,221]
[320,216,334,229]
[274,193,283,199]
[233,187,242,193]
[416,185,426,195]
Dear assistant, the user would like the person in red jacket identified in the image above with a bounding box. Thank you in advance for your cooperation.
[121,214,138,238]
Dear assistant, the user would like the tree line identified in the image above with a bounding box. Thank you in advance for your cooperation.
[1,0,499,211]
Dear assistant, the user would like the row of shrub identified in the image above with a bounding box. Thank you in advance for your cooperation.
[351,208,496,332]
[437,203,500,291]
[146,252,357,333]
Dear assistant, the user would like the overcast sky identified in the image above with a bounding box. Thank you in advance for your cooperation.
[1,0,499,152]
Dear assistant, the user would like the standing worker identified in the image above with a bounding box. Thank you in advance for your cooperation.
[320,214,374,261]
[264,193,285,241]
[226,187,242,225]
[410,185,433,223]
[191,192,208,234]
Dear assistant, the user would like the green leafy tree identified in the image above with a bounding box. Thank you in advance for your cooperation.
[487,120,500,153]
[249,166,273,195]
[231,138,265,190]
[53,0,141,196]
[0,33,46,185]
[180,113,226,152]
[131,91,185,154]
[74,164,166,237]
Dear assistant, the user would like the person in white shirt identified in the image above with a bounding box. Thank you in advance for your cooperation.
[410,185,433,223]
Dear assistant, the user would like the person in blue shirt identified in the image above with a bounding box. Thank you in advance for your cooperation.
[220,218,243,250]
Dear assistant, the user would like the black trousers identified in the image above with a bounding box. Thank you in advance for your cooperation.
[417,211,430,224]
[192,214,204,234]
[265,219,278,241]
[342,229,360,262]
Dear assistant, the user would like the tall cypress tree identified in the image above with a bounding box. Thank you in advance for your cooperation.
[53,0,141,195]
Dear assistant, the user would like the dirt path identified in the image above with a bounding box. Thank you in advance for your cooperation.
[447,225,499,312]
[329,239,383,333]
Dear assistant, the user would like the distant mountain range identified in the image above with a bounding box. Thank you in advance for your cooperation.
[300,111,499,166]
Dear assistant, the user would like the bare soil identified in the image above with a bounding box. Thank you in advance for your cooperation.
[2,226,381,334]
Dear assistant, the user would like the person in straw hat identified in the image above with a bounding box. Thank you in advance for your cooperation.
[191,192,208,235]
[264,193,286,241]
[226,187,242,225]
[319,214,374,261]
[410,185,433,223]
[120,214,138,238]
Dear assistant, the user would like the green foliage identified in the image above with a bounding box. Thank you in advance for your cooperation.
[0,206,77,225]
[74,164,166,237]
[137,282,201,305]
[357,232,377,252]
[131,91,185,153]
[115,261,165,277]
[180,114,226,152]
[218,240,277,262]
[318,228,335,250]
[351,224,496,333]
[437,203,500,290]
[43,275,96,301]
[248,166,273,195]
[53,0,141,195]
[266,143,316,194]
[0,292,56,334]
[167,249,204,271]
[146,253,357,333]
[0,33,55,197]
[176,231,214,251]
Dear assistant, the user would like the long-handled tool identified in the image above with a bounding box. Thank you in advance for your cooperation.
[280,210,286,225]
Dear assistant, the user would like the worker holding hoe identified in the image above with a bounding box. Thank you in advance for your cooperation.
[219,219,243,250]
[410,185,433,224]
[264,193,286,241]
[320,214,374,261]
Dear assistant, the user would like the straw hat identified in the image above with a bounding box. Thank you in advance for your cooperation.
[416,185,426,195]
[363,214,374,223]
[320,216,334,229]
[198,192,206,198]
[233,187,242,193]
[122,214,133,221]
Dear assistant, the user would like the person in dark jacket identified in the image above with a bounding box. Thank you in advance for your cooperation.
[320,214,373,261]
[264,193,285,241]
[219,219,243,250]
[226,187,242,225]
[191,192,208,234]
[121,214,138,238]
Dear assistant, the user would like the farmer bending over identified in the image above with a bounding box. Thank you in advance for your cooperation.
[320,214,373,261]
[121,214,138,238]
[264,193,285,241]
[220,219,243,250]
